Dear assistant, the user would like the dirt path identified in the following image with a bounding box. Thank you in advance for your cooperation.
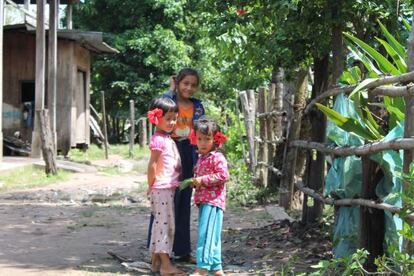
[0,166,331,275]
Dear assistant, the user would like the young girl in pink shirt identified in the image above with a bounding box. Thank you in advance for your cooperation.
[146,97,185,275]
[188,117,229,276]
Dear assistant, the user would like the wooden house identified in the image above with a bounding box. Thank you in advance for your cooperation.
[3,23,117,155]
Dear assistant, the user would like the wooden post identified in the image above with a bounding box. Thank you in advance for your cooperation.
[0,0,3,161]
[279,69,308,209]
[66,1,72,29]
[257,87,268,187]
[359,156,384,271]
[403,9,414,254]
[268,70,284,186]
[31,0,46,158]
[24,0,29,22]
[101,91,108,159]
[240,90,257,172]
[148,119,153,143]
[48,0,58,155]
[139,118,147,147]
[37,110,57,175]
[236,94,248,164]
[129,99,135,158]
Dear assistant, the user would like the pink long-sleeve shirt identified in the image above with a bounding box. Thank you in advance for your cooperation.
[193,150,229,210]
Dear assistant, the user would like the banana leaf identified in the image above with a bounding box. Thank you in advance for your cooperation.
[378,20,406,59]
[384,96,405,129]
[340,66,361,85]
[402,18,412,32]
[316,103,378,141]
[375,37,407,73]
[347,42,381,77]
[349,78,379,98]
[344,32,400,76]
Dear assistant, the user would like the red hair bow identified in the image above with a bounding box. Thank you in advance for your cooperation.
[214,132,227,146]
[147,108,163,125]
[189,129,197,145]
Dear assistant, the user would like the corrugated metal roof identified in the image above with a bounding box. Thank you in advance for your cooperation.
[5,23,119,54]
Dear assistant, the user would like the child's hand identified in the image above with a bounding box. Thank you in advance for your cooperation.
[192,177,203,189]
[169,75,177,91]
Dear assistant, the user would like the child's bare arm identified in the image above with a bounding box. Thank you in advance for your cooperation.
[147,150,161,193]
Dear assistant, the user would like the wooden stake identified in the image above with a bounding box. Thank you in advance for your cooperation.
[101,91,108,159]
[129,100,135,158]
[257,87,268,187]
[148,119,153,143]
[66,2,72,29]
[240,90,257,172]
[139,118,147,148]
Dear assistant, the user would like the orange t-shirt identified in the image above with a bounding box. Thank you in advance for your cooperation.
[172,104,193,139]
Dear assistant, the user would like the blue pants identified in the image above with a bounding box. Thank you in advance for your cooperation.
[196,204,223,271]
[147,139,195,256]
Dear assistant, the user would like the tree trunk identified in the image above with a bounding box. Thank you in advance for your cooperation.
[279,69,308,209]
[330,0,344,83]
[403,8,414,254]
[303,55,328,223]
[359,156,384,272]
[38,110,57,175]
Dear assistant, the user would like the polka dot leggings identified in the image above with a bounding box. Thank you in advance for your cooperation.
[149,188,175,255]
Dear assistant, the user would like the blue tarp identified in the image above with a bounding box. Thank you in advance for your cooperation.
[325,93,403,257]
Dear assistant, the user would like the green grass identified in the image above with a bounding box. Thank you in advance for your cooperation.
[68,144,149,163]
[0,166,71,192]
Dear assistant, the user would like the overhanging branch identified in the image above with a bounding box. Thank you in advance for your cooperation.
[290,138,414,156]
[304,71,414,114]
[296,182,414,224]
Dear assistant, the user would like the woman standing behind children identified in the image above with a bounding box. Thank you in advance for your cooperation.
[146,97,185,275]
[165,68,205,262]
[188,117,229,276]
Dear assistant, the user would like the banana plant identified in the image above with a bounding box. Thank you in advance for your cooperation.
[319,20,409,140]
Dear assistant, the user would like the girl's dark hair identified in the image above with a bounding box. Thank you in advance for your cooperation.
[149,97,178,114]
[175,68,200,86]
[194,117,219,136]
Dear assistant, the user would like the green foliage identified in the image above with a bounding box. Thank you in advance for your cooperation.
[316,103,382,141]
[227,161,259,207]
[310,249,368,275]
[74,0,197,118]
[327,19,410,142]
